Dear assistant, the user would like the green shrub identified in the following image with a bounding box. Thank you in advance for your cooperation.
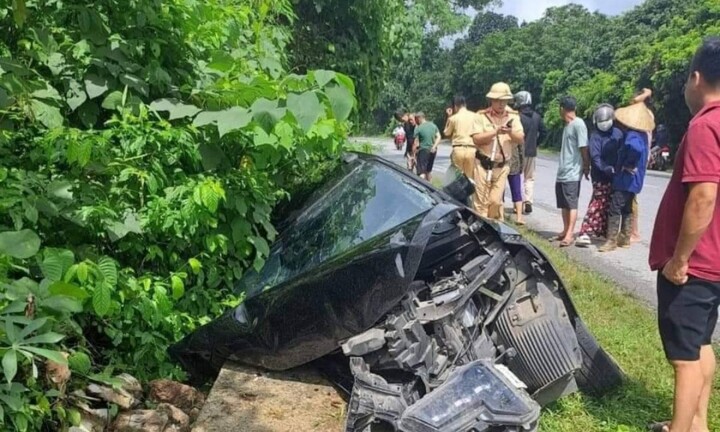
[0,0,356,429]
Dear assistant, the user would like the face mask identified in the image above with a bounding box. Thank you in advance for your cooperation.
[597,120,613,132]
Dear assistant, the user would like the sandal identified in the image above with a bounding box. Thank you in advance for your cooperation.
[648,421,670,432]
[559,239,574,248]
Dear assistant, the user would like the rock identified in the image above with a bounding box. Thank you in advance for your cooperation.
[117,373,143,399]
[157,403,190,432]
[188,407,201,422]
[87,383,137,409]
[149,380,205,413]
[71,389,102,403]
[72,400,109,431]
[46,352,71,391]
[111,410,168,432]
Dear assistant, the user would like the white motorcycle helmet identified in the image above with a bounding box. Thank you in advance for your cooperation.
[593,104,615,132]
[514,91,532,108]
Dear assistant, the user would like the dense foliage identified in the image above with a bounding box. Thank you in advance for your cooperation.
[379,0,720,147]
[0,0,356,430]
[290,0,495,130]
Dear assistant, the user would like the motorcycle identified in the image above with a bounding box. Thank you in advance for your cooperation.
[649,144,671,171]
[169,153,624,432]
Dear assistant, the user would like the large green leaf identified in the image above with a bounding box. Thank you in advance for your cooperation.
[101,91,123,110]
[30,99,63,128]
[105,211,142,242]
[193,107,252,137]
[198,143,228,171]
[98,257,117,287]
[120,74,148,97]
[78,101,99,128]
[0,230,41,259]
[17,317,48,341]
[325,85,354,122]
[20,347,67,365]
[41,255,64,282]
[248,236,270,257]
[335,72,356,94]
[250,98,286,132]
[66,79,87,111]
[171,276,185,300]
[313,70,337,87]
[68,352,91,374]
[92,283,112,317]
[2,350,17,383]
[150,98,201,120]
[0,58,28,75]
[43,296,83,314]
[47,180,73,200]
[47,52,66,76]
[22,332,64,345]
[188,258,202,275]
[0,88,14,109]
[287,92,322,133]
[32,84,62,101]
[48,281,89,300]
[84,74,109,99]
[11,0,27,27]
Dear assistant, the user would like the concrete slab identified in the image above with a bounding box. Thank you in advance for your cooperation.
[192,363,345,432]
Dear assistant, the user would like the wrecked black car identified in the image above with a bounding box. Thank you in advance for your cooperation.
[169,153,624,432]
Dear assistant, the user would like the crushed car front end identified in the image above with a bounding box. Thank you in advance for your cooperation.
[169,153,623,431]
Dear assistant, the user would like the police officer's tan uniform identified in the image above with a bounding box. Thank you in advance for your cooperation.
[472,105,524,220]
[444,107,481,180]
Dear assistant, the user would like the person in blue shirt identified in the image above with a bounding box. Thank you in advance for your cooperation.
[599,102,655,252]
[577,104,624,247]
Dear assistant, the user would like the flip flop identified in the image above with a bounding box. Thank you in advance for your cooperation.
[648,421,670,432]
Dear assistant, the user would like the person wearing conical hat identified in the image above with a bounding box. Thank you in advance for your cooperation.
[598,100,654,252]
[628,88,656,244]
[469,82,525,220]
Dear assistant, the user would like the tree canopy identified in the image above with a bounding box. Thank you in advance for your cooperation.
[376,0,720,146]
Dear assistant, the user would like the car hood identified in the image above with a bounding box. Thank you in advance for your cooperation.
[168,154,525,379]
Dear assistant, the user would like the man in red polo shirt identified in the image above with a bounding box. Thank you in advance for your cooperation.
[649,37,720,432]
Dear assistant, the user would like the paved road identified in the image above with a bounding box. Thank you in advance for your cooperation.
[353,136,720,338]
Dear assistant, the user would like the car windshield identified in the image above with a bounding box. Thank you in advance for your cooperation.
[239,158,436,296]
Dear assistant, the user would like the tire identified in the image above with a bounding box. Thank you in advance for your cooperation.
[572,317,625,396]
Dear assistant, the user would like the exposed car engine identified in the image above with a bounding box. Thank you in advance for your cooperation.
[341,220,582,432]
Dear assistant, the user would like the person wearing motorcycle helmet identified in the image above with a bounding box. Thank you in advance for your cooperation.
[576,104,624,247]
[514,91,546,215]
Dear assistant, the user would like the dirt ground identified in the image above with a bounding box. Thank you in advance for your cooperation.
[191,363,346,432]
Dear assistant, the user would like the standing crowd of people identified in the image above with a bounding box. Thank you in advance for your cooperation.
[393,81,657,253]
[390,36,720,432]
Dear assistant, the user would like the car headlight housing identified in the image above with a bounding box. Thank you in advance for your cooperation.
[399,360,540,432]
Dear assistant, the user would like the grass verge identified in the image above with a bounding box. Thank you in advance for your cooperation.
[518,228,720,432]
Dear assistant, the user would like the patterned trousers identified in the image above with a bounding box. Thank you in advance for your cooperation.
[579,182,612,237]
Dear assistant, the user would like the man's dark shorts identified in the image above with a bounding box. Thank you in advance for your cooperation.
[555,181,581,210]
[657,273,720,361]
[416,149,436,176]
